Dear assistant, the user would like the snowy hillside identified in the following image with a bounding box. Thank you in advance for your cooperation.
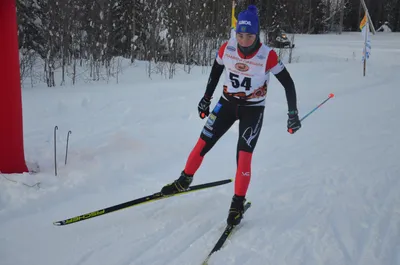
[1,32,400,265]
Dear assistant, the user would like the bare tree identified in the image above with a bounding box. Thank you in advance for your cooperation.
[339,0,345,34]
[15,0,400,88]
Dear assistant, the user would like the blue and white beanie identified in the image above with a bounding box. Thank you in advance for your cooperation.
[236,5,259,35]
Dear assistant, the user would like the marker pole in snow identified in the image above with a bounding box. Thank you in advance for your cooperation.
[54,126,58,176]
[65,130,72,165]
[289,93,334,134]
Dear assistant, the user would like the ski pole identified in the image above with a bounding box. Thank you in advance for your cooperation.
[300,93,334,121]
[289,93,334,134]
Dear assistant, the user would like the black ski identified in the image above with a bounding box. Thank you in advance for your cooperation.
[202,202,252,265]
[53,179,232,226]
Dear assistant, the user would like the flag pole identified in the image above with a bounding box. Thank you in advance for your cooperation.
[360,0,376,34]
[231,0,235,26]
[360,0,372,77]
[230,0,236,39]
[363,20,368,76]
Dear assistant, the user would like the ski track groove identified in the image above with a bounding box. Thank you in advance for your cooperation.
[119,221,187,265]
[74,241,111,265]
[356,173,400,265]
[66,194,198,265]
[140,218,214,265]
[328,219,352,265]
[378,176,400,264]
[124,201,204,263]
[121,194,227,265]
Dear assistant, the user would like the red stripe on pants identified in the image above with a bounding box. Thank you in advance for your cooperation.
[184,138,206,175]
[235,151,252,196]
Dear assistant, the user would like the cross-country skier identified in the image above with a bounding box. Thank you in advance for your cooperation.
[161,5,301,226]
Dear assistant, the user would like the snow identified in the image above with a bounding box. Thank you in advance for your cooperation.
[1,32,400,265]
[159,28,168,40]
[33,17,42,27]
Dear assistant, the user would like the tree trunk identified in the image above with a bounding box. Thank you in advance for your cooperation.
[308,0,312,33]
[131,4,136,63]
[339,0,344,34]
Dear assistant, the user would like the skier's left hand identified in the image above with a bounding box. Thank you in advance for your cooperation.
[287,110,301,134]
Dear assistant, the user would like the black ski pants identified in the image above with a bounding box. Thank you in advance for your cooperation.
[199,96,264,161]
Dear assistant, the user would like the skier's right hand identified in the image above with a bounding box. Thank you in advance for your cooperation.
[198,95,211,119]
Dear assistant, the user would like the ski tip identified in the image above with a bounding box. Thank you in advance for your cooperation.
[53,221,62,226]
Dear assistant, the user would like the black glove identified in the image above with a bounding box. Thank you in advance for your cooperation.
[198,95,211,119]
[287,110,301,134]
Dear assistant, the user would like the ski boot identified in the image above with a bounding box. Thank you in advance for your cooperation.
[160,171,193,195]
[227,195,246,226]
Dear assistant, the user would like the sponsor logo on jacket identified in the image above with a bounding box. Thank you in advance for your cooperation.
[225,54,263,67]
[235,63,250,72]
[227,46,236,52]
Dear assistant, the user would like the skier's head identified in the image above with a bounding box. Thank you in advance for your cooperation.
[236,5,259,36]
[236,5,260,52]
